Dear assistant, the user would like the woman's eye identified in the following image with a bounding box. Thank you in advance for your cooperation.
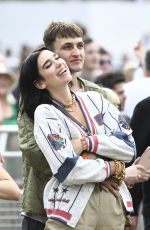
[55,56,60,60]
[45,63,52,69]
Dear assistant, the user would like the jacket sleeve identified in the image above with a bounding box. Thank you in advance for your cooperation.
[88,93,136,163]
[17,112,50,174]
[34,104,111,186]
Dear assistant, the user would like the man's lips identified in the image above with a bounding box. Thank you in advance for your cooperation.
[70,59,82,63]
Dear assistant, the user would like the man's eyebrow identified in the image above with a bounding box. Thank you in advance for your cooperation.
[62,43,72,46]
[61,42,84,46]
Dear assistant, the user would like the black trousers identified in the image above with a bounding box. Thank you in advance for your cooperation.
[144,215,150,230]
[22,216,45,230]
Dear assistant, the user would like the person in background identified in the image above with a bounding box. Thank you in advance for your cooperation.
[123,61,138,83]
[124,49,150,119]
[19,47,135,230]
[130,97,150,230]
[0,160,20,200]
[95,71,126,112]
[0,62,17,125]
[99,47,112,74]
[81,37,101,82]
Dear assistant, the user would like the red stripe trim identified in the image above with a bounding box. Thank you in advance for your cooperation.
[78,96,96,135]
[92,135,98,153]
[45,208,72,221]
[127,201,133,208]
[105,161,109,177]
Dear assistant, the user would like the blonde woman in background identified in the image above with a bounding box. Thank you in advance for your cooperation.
[0,62,17,125]
[0,162,20,200]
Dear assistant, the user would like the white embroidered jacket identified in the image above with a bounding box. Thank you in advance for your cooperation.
[34,91,135,228]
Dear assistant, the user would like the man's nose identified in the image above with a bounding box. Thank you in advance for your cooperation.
[72,46,80,56]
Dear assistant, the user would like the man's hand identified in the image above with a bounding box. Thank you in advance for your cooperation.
[130,216,138,230]
[124,226,131,230]
[102,177,119,197]
[124,215,138,230]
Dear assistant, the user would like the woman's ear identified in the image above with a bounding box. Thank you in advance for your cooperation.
[34,80,46,90]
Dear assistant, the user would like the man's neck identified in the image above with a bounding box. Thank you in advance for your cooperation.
[81,69,102,82]
[70,72,83,92]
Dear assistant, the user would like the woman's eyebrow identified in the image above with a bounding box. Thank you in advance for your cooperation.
[42,59,50,68]
[42,53,57,68]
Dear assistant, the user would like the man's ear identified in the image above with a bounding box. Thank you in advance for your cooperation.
[34,80,46,90]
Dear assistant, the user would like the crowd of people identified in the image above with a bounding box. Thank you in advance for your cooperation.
[0,21,150,230]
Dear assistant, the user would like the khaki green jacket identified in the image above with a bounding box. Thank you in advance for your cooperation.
[17,79,119,216]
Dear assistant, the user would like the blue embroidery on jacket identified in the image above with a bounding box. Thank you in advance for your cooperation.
[94,113,103,126]
[113,131,135,149]
[48,134,65,150]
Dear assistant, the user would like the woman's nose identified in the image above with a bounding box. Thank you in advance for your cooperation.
[55,59,62,68]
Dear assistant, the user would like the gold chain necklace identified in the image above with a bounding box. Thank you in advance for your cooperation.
[63,94,77,112]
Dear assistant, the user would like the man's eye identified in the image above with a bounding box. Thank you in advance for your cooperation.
[78,43,84,49]
[63,45,72,49]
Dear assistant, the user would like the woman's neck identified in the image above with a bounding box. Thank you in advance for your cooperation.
[50,86,73,106]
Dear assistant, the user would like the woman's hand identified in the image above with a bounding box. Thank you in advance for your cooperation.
[0,153,4,166]
[70,138,97,159]
[70,138,83,155]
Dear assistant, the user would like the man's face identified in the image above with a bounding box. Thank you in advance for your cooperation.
[84,42,100,71]
[99,54,111,73]
[53,37,85,74]
[113,82,126,111]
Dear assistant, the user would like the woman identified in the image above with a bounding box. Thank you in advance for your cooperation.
[19,47,136,230]
[0,62,17,125]
[0,164,20,200]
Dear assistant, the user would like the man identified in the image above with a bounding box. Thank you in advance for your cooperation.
[18,21,119,230]
[130,97,150,230]
[95,71,126,111]
[99,47,112,74]
[43,22,118,104]
[80,37,101,82]
[124,49,150,119]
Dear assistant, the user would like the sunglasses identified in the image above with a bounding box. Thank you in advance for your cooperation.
[100,60,111,65]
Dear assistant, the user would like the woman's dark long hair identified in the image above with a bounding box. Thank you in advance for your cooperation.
[18,47,52,120]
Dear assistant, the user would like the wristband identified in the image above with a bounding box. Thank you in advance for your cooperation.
[112,160,125,185]
[88,135,98,153]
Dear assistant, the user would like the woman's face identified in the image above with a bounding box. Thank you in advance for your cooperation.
[0,74,13,96]
[37,50,72,92]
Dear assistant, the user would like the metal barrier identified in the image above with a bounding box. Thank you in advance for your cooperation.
[0,125,23,229]
[0,125,22,186]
